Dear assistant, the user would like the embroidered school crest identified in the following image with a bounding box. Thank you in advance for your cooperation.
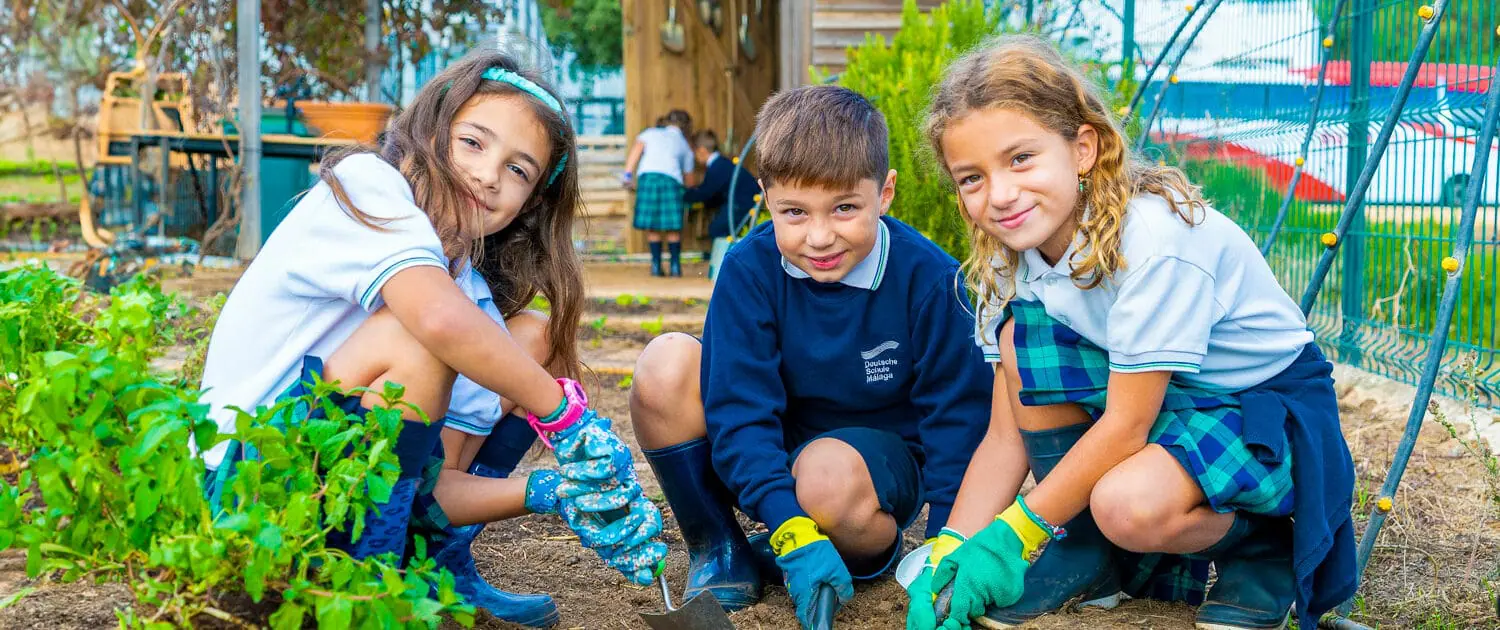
[861,341,900,383]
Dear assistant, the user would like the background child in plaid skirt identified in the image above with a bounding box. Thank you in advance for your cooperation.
[624,110,697,276]
[196,50,664,628]
[901,34,1358,630]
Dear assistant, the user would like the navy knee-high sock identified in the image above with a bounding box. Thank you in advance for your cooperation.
[648,242,663,271]
[472,414,538,478]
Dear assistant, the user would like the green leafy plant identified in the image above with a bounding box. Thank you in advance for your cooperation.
[589,315,608,348]
[640,315,665,338]
[0,265,474,628]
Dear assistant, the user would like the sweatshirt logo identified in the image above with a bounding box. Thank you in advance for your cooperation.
[860,341,900,360]
[862,341,900,383]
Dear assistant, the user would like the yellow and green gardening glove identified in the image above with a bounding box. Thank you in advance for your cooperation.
[771,516,855,629]
[905,528,967,630]
[932,497,1062,629]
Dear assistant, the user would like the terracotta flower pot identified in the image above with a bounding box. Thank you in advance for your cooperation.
[291,101,395,144]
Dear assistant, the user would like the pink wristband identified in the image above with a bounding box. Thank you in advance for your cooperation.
[526,378,589,448]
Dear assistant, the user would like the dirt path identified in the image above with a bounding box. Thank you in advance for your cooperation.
[3,264,1499,629]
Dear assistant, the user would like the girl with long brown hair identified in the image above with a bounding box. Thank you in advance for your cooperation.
[903,34,1355,630]
[196,49,664,627]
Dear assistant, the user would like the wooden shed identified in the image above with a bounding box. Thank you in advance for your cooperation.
[619,0,927,254]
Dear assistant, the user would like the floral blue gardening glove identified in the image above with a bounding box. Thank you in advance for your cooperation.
[553,411,641,512]
[523,469,564,514]
[906,529,967,630]
[771,516,855,629]
[933,499,1057,629]
[560,493,666,585]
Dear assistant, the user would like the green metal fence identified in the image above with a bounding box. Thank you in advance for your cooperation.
[1110,0,1500,406]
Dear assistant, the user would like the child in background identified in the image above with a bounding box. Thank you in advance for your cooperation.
[196,50,665,628]
[682,129,762,277]
[624,109,697,276]
[629,85,993,629]
[905,34,1355,630]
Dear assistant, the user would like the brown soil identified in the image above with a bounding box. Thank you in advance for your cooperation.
[4,265,1499,630]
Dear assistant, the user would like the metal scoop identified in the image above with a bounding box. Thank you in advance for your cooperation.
[638,570,736,630]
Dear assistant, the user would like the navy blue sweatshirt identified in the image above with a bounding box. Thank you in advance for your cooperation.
[700,215,993,538]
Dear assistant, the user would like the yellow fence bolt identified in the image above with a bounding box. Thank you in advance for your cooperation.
[1185,3,1195,12]
[1295,157,1305,166]
[753,193,762,204]
[1169,75,1179,84]
[1377,497,1393,512]
[1418,5,1434,20]
[732,156,740,165]
[1321,232,1338,247]
[1323,36,1335,48]
[1442,257,1460,273]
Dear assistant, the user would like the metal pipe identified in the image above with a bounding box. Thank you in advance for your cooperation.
[1260,0,1350,256]
[1134,0,1226,151]
[234,0,262,258]
[1296,0,1456,316]
[1340,56,1500,615]
[1124,2,1197,121]
[365,0,381,102]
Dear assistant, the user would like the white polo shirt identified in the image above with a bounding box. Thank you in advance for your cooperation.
[976,193,1313,393]
[635,126,695,184]
[444,266,511,437]
[198,153,448,469]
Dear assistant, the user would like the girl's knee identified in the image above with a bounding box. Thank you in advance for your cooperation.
[1091,468,1188,553]
[630,333,700,414]
[505,309,552,365]
[792,439,877,525]
[328,308,451,385]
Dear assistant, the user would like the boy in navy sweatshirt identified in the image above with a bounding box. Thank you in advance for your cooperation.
[628,85,993,628]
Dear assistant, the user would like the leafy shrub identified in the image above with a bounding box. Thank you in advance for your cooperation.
[0,265,474,628]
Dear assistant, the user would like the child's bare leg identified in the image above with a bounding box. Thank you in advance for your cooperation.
[1090,447,1234,553]
[433,310,554,526]
[630,332,708,448]
[317,307,456,557]
[790,439,898,559]
[630,332,762,609]
[322,307,456,421]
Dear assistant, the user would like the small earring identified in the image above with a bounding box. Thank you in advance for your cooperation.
[1078,176,1089,193]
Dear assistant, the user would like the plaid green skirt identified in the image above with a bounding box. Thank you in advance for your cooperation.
[632,173,686,232]
[1008,299,1297,602]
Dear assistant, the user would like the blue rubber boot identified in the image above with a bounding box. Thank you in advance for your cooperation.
[644,438,763,611]
[977,423,1125,628]
[427,416,560,628]
[1193,514,1294,630]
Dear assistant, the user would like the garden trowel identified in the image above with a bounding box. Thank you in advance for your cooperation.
[638,569,735,630]
[661,0,686,54]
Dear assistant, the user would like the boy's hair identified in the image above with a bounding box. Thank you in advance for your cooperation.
[924,34,1205,320]
[318,48,584,377]
[692,129,719,152]
[754,85,888,190]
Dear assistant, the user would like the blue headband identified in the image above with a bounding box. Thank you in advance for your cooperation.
[481,67,568,186]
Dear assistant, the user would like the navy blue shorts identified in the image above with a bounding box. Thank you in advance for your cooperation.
[786,426,924,579]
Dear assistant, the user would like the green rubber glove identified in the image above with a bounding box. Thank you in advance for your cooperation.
[906,529,966,630]
[933,499,1057,629]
